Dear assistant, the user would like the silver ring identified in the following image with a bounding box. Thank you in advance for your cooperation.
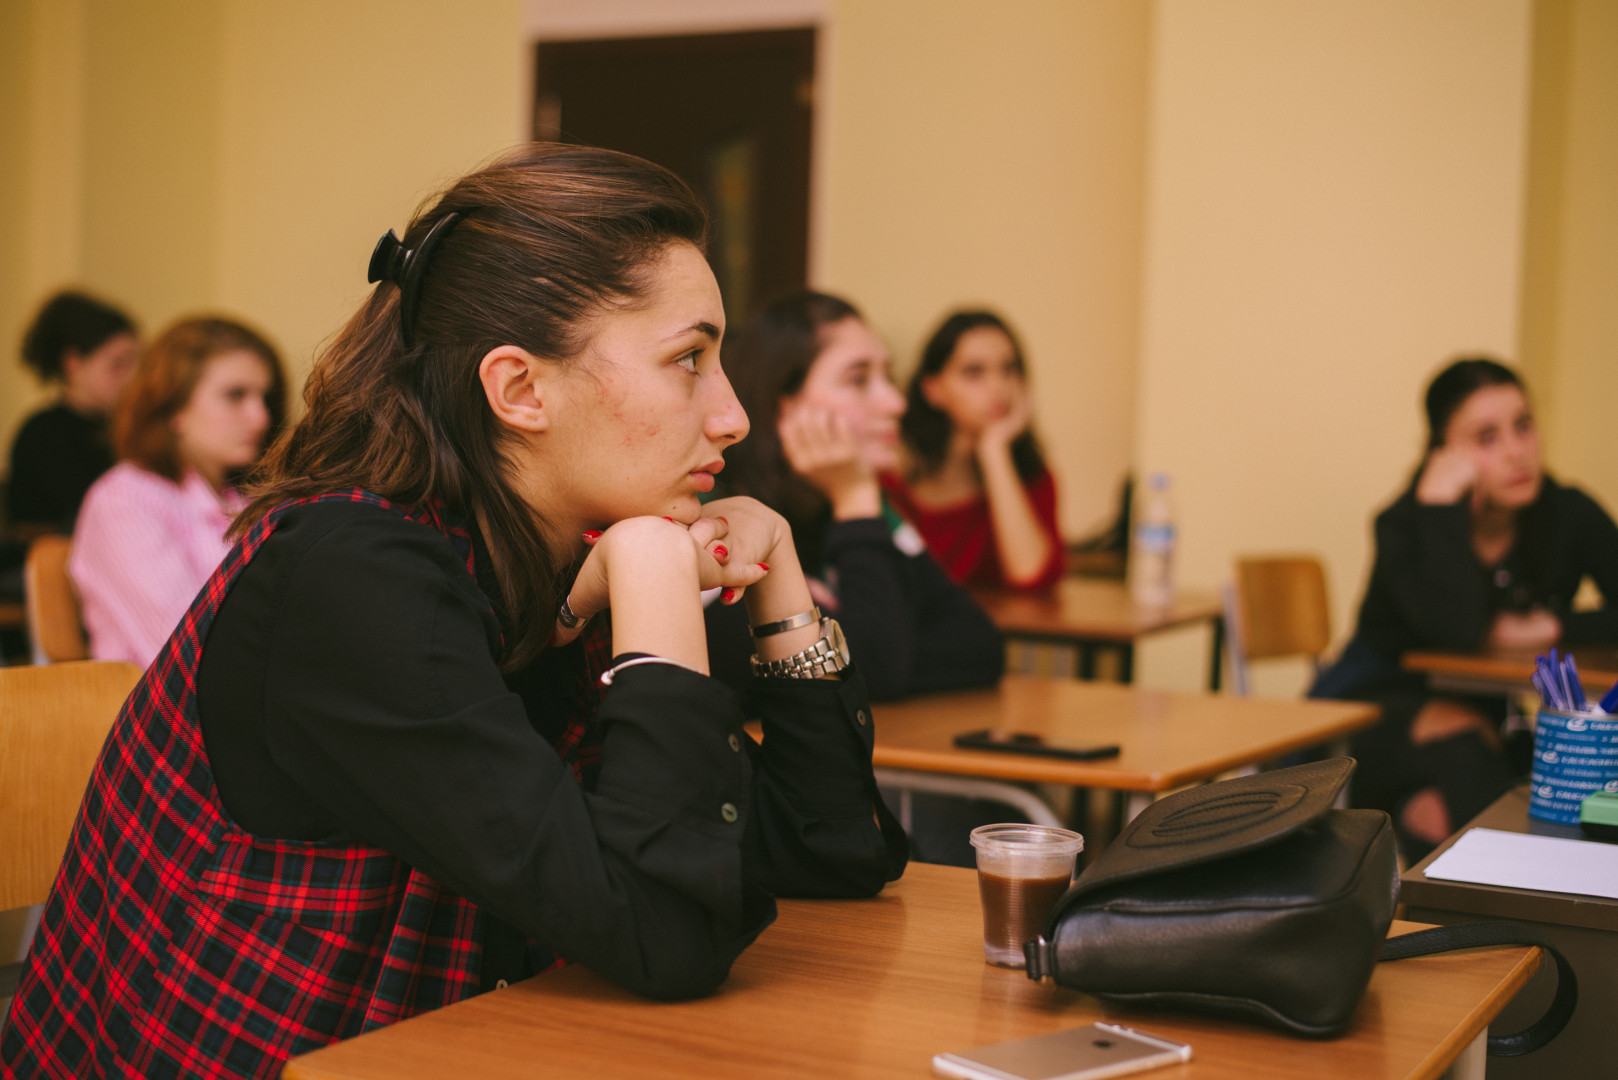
[557,596,585,629]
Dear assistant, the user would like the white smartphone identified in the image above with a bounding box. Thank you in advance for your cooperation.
[932,1022,1191,1080]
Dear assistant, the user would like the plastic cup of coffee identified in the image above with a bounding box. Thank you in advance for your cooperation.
[970,823,1084,968]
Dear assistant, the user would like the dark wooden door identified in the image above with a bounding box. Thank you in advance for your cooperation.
[534,28,815,323]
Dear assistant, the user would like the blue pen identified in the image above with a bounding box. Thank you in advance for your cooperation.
[1565,655,1587,711]
[1531,669,1551,706]
[1601,679,1618,715]
[1536,655,1562,709]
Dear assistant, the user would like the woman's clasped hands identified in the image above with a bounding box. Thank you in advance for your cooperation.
[553,496,795,647]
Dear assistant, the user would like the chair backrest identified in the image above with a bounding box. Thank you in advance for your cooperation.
[0,660,140,910]
[1225,556,1331,694]
[24,535,88,664]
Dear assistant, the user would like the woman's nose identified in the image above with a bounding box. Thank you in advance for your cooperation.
[875,376,906,418]
[246,397,271,437]
[707,369,750,445]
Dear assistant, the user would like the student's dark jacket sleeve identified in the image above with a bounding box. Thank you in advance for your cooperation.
[1367,491,1491,650]
[1561,486,1618,644]
[247,513,893,1000]
[824,516,1004,701]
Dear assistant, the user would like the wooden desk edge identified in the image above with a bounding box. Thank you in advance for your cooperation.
[873,706,1377,792]
[1405,939,1541,1080]
[284,927,1540,1080]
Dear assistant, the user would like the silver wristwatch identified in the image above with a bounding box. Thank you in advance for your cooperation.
[750,617,851,679]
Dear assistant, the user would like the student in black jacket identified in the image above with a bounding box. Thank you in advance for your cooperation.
[1314,357,1618,850]
[709,291,1005,702]
[6,290,138,534]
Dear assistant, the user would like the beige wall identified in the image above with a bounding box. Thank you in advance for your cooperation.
[212,1,528,390]
[1133,0,1534,693]
[1521,0,1618,517]
[822,0,1150,537]
[0,1,41,448]
[1,0,525,463]
[2,0,89,457]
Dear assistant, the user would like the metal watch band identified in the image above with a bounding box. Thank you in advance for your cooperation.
[748,605,821,638]
[750,618,850,679]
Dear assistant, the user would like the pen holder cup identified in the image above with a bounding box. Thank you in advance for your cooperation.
[1529,706,1618,824]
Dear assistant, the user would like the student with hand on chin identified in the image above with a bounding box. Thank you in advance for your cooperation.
[884,310,1063,592]
[1313,357,1618,852]
[712,291,1004,703]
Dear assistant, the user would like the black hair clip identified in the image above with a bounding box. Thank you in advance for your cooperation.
[367,211,462,346]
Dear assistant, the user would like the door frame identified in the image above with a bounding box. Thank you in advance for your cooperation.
[525,0,832,285]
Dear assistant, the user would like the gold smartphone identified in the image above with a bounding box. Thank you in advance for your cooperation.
[932,1022,1191,1080]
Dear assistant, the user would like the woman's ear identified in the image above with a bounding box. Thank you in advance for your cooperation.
[479,345,552,433]
[919,373,944,409]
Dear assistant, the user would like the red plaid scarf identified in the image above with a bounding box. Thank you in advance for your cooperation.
[1,491,607,1079]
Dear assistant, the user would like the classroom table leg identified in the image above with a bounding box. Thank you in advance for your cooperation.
[1065,787,1089,834]
[1207,615,1225,692]
[1441,1029,1485,1080]
[1078,643,1097,680]
[1117,643,1134,683]
[1121,790,1153,825]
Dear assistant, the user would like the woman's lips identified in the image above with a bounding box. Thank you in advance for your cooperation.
[690,460,724,492]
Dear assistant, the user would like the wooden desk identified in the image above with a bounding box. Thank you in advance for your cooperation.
[973,579,1226,688]
[872,677,1378,818]
[1402,785,1618,1078]
[1402,646,1618,697]
[285,862,1536,1080]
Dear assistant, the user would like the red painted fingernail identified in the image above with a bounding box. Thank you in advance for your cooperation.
[662,516,675,522]
[722,588,736,603]
[582,530,602,541]
[713,545,728,559]
[757,562,769,571]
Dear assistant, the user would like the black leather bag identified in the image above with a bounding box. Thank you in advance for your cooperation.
[1023,759,1575,1054]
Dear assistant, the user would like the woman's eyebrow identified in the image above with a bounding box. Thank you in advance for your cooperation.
[661,321,721,344]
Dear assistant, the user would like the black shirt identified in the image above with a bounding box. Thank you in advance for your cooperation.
[707,515,1005,701]
[5,403,114,529]
[196,500,902,1000]
[1353,474,1618,659]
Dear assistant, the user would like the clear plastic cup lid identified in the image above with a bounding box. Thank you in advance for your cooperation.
[969,823,1084,855]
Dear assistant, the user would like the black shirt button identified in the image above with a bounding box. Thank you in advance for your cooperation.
[721,802,739,823]
[728,733,741,752]
[856,709,868,726]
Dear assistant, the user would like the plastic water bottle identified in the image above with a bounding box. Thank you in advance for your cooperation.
[1130,473,1176,608]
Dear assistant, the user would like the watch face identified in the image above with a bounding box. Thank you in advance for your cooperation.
[822,618,851,666]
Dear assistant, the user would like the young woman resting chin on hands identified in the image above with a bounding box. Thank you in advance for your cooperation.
[1312,357,1618,855]
[1,145,906,1080]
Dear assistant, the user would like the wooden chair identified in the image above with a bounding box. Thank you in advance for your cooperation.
[0,660,140,912]
[0,660,139,1011]
[1224,556,1331,696]
[24,535,88,664]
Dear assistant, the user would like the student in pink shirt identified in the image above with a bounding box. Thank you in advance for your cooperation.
[70,317,285,666]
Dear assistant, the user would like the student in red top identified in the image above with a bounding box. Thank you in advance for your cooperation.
[884,311,1063,591]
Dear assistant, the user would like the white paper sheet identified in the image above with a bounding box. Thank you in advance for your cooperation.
[1422,827,1618,900]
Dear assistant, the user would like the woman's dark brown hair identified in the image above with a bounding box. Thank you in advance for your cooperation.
[721,290,860,574]
[1424,356,1524,450]
[21,290,136,382]
[901,310,1045,481]
[237,143,709,669]
[113,316,286,482]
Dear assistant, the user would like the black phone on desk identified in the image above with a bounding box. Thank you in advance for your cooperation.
[953,729,1121,761]
[933,1022,1191,1080]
